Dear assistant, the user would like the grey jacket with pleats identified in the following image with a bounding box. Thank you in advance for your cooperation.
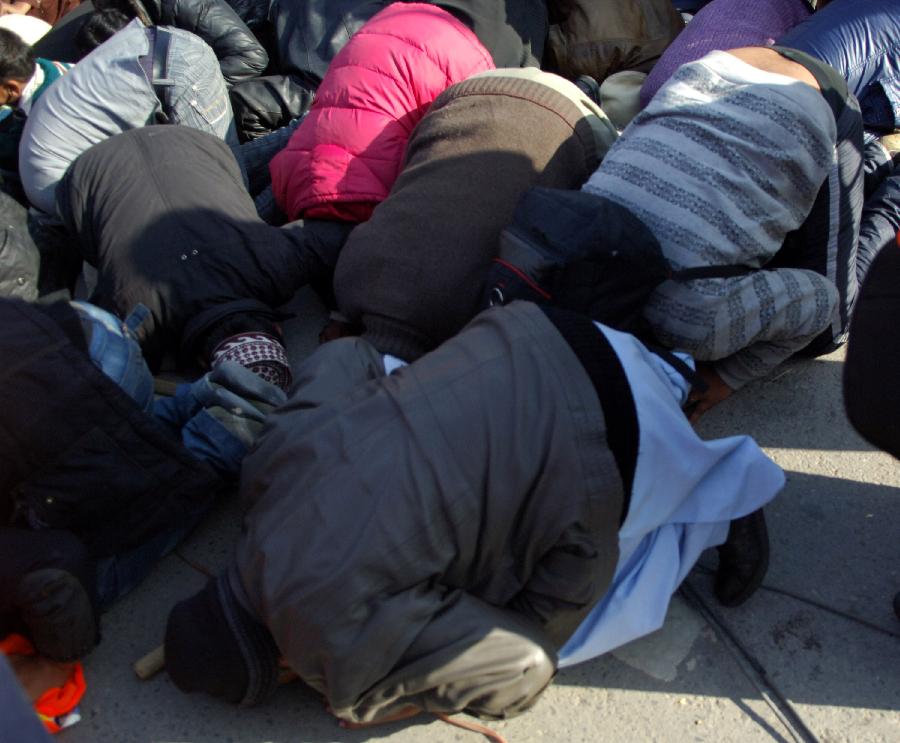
[230,301,626,722]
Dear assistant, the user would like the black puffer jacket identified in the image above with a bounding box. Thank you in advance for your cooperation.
[86,0,268,84]
[221,0,269,27]
[229,74,316,141]
[271,0,546,86]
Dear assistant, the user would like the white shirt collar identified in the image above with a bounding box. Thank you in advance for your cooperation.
[19,63,44,116]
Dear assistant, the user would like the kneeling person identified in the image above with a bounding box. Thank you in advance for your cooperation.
[164,301,783,722]
[583,46,864,417]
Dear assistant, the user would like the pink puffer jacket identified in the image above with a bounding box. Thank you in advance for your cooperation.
[270,2,495,222]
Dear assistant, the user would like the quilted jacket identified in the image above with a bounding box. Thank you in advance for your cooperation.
[269,2,494,222]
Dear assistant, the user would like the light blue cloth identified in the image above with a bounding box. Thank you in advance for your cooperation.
[558,323,784,666]
[383,353,407,375]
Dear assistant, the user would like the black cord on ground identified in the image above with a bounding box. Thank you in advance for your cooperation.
[680,579,821,743]
[692,564,900,640]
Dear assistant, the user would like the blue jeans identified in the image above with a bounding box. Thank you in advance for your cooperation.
[161,25,238,146]
[156,24,299,221]
[236,116,303,222]
[95,518,198,608]
[70,302,155,412]
[20,19,239,216]
[153,361,287,477]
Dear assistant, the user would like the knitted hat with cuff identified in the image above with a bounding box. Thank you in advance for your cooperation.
[165,574,280,706]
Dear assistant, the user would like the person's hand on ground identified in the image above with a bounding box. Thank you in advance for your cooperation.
[319,318,359,344]
[685,363,734,423]
[277,657,297,685]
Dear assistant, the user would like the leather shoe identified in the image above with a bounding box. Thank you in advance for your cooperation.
[714,508,769,607]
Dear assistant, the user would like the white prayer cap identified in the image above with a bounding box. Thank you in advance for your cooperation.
[599,70,647,132]
[0,15,52,46]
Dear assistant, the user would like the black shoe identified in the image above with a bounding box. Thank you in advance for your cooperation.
[15,567,98,663]
[714,508,769,608]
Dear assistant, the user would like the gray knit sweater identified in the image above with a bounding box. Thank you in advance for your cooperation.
[582,50,839,389]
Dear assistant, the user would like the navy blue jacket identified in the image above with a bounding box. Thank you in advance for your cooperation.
[778,0,900,133]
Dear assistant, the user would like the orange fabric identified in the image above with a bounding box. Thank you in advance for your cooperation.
[0,633,34,656]
[1,633,87,734]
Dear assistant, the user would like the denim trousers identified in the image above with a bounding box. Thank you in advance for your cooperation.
[236,115,303,222]
[155,24,302,221]
[22,18,296,223]
[70,301,155,412]
[156,24,238,146]
[94,517,199,608]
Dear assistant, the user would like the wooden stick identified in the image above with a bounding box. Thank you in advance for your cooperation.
[133,645,298,683]
[133,644,165,680]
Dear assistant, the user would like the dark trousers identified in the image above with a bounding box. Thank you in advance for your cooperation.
[843,237,900,458]
[772,46,865,356]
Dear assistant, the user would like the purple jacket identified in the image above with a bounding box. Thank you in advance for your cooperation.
[640,0,810,107]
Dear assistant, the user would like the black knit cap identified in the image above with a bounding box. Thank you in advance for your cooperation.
[165,574,280,706]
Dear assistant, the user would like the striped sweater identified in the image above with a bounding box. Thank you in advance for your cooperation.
[582,50,839,389]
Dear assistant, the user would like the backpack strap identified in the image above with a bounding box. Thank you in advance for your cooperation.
[671,264,756,280]
[149,27,174,124]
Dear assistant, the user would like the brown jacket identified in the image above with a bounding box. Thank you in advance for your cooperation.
[545,0,684,82]
[333,68,616,361]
